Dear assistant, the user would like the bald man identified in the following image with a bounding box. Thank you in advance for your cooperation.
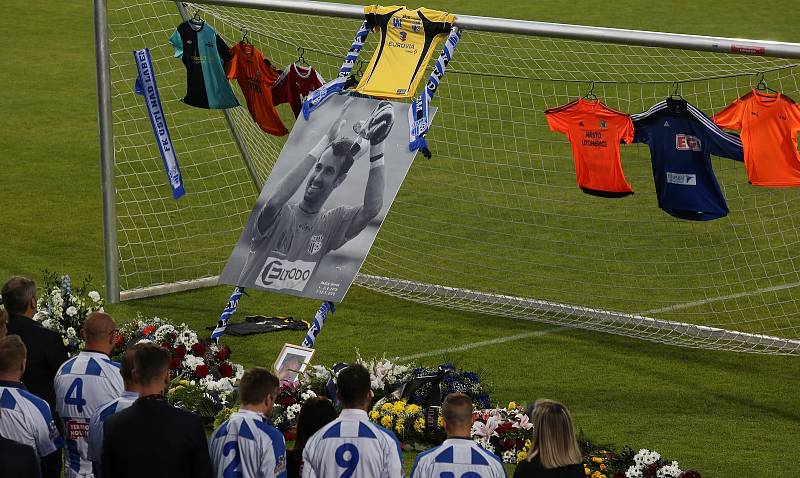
[54,312,123,478]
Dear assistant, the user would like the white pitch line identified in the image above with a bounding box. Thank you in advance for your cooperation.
[394,327,562,362]
[642,280,800,315]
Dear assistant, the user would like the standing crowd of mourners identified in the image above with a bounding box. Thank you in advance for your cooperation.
[0,275,585,478]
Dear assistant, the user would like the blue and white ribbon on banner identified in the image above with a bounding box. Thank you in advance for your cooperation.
[408,26,462,159]
[211,287,245,343]
[302,21,371,120]
[133,48,185,200]
[301,301,335,349]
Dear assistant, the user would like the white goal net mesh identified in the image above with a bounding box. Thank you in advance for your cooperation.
[106,0,800,354]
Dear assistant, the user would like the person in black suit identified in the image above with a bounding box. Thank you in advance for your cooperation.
[101,343,213,478]
[2,276,67,478]
[0,435,42,478]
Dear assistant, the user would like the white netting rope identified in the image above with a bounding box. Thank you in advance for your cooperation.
[107,0,800,354]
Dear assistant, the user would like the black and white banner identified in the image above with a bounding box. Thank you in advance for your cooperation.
[134,48,185,200]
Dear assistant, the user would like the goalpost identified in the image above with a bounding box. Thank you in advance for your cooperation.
[94,0,800,354]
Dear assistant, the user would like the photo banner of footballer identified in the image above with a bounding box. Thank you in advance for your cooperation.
[220,94,436,302]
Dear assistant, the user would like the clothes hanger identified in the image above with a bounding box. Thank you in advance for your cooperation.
[755,72,778,94]
[582,81,598,101]
[189,8,203,24]
[296,47,310,67]
[240,28,252,46]
[669,81,683,100]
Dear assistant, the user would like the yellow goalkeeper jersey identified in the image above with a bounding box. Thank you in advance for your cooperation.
[355,5,455,99]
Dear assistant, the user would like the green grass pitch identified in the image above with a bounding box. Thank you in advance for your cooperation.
[2,0,800,476]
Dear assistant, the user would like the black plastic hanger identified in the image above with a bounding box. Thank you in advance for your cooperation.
[755,72,778,94]
[241,28,251,45]
[582,81,598,101]
[669,81,683,99]
[296,47,310,67]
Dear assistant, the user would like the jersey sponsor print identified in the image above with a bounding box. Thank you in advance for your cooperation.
[632,98,743,220]
[713,90,800,187]
[55,352,124,478]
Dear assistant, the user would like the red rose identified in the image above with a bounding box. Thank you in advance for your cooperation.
[169,357,181,370]
[613,472,626,478]
[161,341,171,349]
[496,422,514,434]
[218,362,233,378]
[191,342,206,356]
[278,396,295,407]
[195,364,209,378]
[114,334,125,348]
[142,325,156,336]
[500,439,514,450]
[174,345,187,359]
[283,430,296,442]
[214,345,232,361]
[643,463,660,478]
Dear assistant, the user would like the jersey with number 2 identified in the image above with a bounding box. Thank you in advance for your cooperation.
[302,409,404,478]
[55,351,123,478]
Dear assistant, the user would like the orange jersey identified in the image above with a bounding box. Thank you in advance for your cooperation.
[713,90,800,187]
[226,42,288,136]
[545,99,635,197]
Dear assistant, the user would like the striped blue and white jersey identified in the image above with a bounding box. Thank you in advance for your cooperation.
[302,409,404,478]
[86,391,138,463]
[54,351,124,478]
[209,409,287,478]
[411,438,505,478]
[0,381,63,457]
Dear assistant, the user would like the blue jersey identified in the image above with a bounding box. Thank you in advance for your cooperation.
[0,381,63,457]
[55,351,124,478]
[86,391,138,464]
[170,20,239,109]
[302,409,404,478]
[209,409,287,478]
[632,98,744,221]
[411,438,505,478]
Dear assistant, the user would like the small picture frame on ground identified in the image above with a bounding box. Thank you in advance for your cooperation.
[274,343,315,381]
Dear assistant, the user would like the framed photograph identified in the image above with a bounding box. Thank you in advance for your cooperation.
[220,94,436,302]
[273,343,315,381]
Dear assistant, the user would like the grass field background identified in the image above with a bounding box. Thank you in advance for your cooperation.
[1,0,800,476]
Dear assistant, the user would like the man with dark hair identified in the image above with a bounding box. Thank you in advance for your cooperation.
[87,343,144,476]
[0,307,8,338]
[230,98,393,292]
[209,367,286,478]
[55,312,123,478]
[411,393,504,478]
[302,363,403,478]
[0,335,63,477]
[3,276,68,478]
[101,343,212,478]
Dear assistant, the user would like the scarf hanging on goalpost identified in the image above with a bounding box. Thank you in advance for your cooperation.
[301,301,335,348]
[133,48,185,199]
[302,21,371,120]
[408,26,462,159]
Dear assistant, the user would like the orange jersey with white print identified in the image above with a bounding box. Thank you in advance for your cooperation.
[713,90,800,187]
[545,99,635,197]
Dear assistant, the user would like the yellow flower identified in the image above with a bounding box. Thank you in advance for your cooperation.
[437,416,444,428]
[406,404,421,415]
[592,457,604,464]
[584,466,590,477]
[600,464,607,471]
[414,418,425,433]
[516,451,527,462]
[508,401,517,410]
[392,401,407,414]
[179,379,190,386]
[369,411,379,421]
[381,416,393,428]
[395,423,404,434]
[381,403,393,411]
[524,439,532,451]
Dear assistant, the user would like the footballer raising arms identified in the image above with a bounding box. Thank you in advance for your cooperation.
[238,97,394,290]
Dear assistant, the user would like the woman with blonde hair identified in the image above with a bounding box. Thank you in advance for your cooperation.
[513,399,584,478]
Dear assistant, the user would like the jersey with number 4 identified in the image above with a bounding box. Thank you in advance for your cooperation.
[209,409,287,478]
[411,438,505,478]
[55,351,123,478]
[302,409,404,478]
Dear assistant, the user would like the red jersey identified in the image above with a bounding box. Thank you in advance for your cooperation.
[545,99,635,197]
[271,63,325,118]
[226,42,288,136]
[713,90,800,187]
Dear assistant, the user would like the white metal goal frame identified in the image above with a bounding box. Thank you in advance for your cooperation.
[93,0,800,354]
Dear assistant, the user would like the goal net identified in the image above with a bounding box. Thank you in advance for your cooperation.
[103,0,800,354]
